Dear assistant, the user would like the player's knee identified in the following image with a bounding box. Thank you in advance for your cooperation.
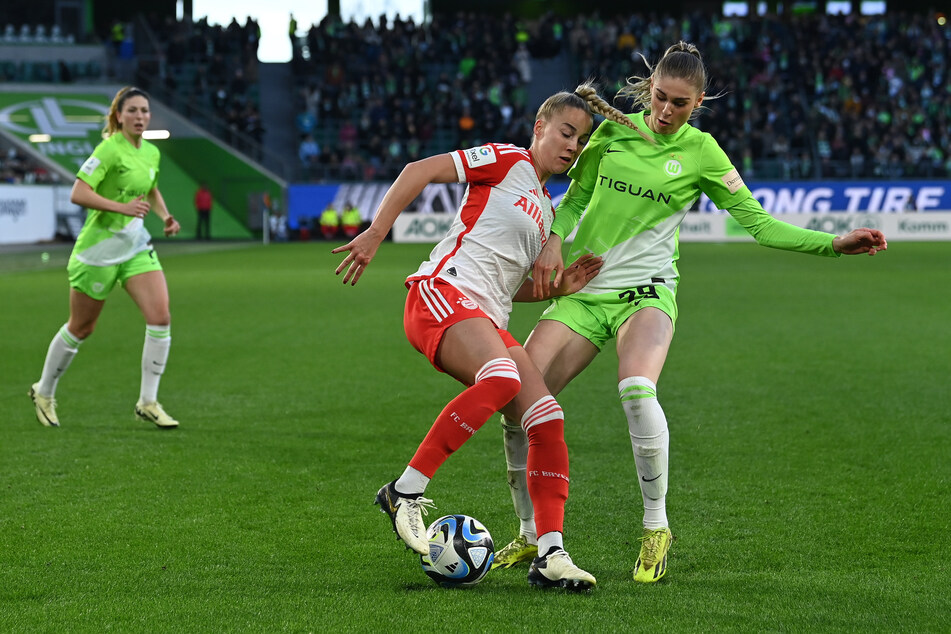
[68,320,96,340]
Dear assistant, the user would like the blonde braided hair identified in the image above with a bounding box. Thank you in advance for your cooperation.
[574,82,656,144]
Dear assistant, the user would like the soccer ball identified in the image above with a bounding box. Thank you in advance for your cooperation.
[420,514,494,588]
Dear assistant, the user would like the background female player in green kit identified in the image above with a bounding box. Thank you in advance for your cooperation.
[491,41,888,582]
[29,86,182,429]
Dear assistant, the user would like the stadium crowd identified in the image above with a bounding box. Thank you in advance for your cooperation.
[290,11,539,181]
[289,9,950,182]
[137,14,265,156]
[0,144,60,185]
[3,9,948,183]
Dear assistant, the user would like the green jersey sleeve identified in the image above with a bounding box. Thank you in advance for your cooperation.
[76,138,118,192]
[726,197,839,256]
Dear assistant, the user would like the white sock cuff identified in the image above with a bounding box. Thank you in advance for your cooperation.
[520,395,563,432]
[501,414,521,431]
[146,324,171,339]
[619,376,657,401]
[58,324,83,348]
[475,357,519,383]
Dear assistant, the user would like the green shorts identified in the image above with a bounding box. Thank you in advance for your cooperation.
[68,248,162,300]
[539,284,678,351]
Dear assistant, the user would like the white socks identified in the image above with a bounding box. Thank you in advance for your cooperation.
[502,414,537,543]
[619,376,669,530]
[37,325,83,396]
[396,466,430,496]
[140,324,171,404]
[537,531,563,556]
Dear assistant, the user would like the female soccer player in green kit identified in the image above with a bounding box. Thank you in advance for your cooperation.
[492,41,888,582]
[29,86,182,429]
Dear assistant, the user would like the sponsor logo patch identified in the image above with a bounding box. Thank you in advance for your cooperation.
[464,145,496,168]
[721,167,744,194]
[79,156,101,176]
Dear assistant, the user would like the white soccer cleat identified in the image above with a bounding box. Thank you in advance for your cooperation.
[527,548,596,591]
[134,401,180,428]
[375,480,435,555]
[29,383,59,427]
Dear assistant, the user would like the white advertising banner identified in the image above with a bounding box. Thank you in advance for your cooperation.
[392,213,457,243]
[676,211,951,243]
[0,185,56,245]
[391,211,951,244]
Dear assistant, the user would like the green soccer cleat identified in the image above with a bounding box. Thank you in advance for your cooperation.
[491,534,538,570]
[633,527,672,583]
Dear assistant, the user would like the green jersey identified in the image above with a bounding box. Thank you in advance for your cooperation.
[554,111,837,295]
[73,133,160,266]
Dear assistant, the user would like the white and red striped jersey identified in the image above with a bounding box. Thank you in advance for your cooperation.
[406,143,553,330]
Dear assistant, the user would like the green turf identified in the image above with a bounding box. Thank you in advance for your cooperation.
[2,241,949,632]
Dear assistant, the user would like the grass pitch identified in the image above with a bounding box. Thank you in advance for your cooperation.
[1,240,949,632]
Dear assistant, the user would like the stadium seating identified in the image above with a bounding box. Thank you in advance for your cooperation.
[4,11,947,183]
[283,11,950,183]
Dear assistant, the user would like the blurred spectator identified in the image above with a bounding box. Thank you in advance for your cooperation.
[0,146,59,184]
[513,43,532,84]
[269,210,288,241]
[194,182,213,240]
[341,202,362,239]
[320,203,340,240]
[299,134,320,167]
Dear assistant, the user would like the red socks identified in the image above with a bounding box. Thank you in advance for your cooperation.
[523,396,569,536]
[409,358,520,477]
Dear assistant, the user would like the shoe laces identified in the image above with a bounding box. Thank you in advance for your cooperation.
[499,535,529,556]
[545,549,573,565]
[400,495,435,526]
[638,529,668,565]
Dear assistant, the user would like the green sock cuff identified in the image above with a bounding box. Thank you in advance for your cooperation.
[145,324,171,339]
[58,325,82,348]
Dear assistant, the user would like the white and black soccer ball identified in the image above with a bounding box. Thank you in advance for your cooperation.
[420,514,494,588]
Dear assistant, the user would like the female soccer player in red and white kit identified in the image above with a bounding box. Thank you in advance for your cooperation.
[333,83,640,591]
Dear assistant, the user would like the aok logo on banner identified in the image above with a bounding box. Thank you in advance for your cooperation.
[0,94,108,173]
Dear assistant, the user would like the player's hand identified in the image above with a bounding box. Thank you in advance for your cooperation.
[332,228,383,285]
[120,195,150,219]
[532,236,565,299]
[556,253,602,296]
[833,227,888,255]
[163,215,181,237]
